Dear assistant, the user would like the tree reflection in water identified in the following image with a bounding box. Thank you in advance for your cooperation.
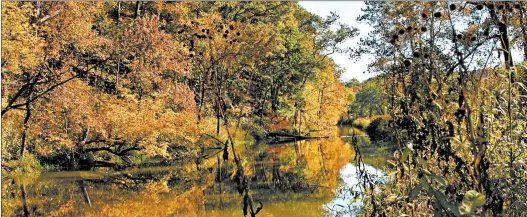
[1,127,388,217]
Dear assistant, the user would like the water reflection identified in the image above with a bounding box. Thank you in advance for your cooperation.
[324,164,385,217]
[1,127,389,217]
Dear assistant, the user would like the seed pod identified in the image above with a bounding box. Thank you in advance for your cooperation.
[421,13,428,18]
[413,51,421,58]
[434,12,442,18]
[497,4,504,10]
[424,53,430,58]
[404,59,412,67]
[223,34,228,38]
[456,34,462,39]
[229,25,234,30]
[393,34,399,40]
[470,36,476,41]
[399,29,405,35]
[450,4,456,11]
[477,4,484,10]
[483,28,490,36]
[421,26,427,32]
[487,3,495,10]
[236,32,241,36]
[417,170,423,178]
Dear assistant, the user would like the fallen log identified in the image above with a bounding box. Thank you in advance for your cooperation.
[267,132,329,139]
[266,132,362,144]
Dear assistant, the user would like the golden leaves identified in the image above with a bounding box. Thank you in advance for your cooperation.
[122,15,188,91]
[1,2,45,74]
[300,64,347,131]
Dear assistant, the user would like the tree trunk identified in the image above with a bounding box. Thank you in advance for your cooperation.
[36,1,41,19]
[298,110,302,135]
[318,87,325,118]
[20,74,36,158]
[216,101,221,135]
[117,1,121,24]
[197,72,206,121]
[319,144,327,177]
[259,88,269,126]
[116,60,120,93]
[520,6,527,61]
[134,1,142,19]
[491,7,513,69]
[217,156,224,209]
[270,83,280,112]
[21,185,29,217]
[78,180,92,207]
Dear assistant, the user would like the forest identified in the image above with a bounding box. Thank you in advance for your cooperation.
[1,1,526,217]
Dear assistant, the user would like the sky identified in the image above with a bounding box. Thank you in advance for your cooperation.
[299,1,374,82]
[300,2,525,83]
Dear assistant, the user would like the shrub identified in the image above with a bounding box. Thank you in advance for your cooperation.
[352,117,371,129]
[242,120,267,141]
[366,117,392,143]
[337,118,354,125]
[5,154,42,185]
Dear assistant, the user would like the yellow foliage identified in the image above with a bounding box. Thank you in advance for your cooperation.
[1,2,45,74]
[300,63,347,131]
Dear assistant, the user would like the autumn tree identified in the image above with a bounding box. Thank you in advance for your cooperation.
[2,2,357,194]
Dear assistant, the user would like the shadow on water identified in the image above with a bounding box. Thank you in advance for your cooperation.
[1,127,390,217]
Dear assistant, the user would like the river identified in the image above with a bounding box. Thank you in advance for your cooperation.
[1,127,388,217]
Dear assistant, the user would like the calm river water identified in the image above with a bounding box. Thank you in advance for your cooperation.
[2,127,388,217]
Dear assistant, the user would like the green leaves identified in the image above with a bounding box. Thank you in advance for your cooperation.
[428,173,446,186]
[418,173,460,216]
[459,190,486,216]
[432,189,460,217]
[415,171,487,216]
[409,184,422,201]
